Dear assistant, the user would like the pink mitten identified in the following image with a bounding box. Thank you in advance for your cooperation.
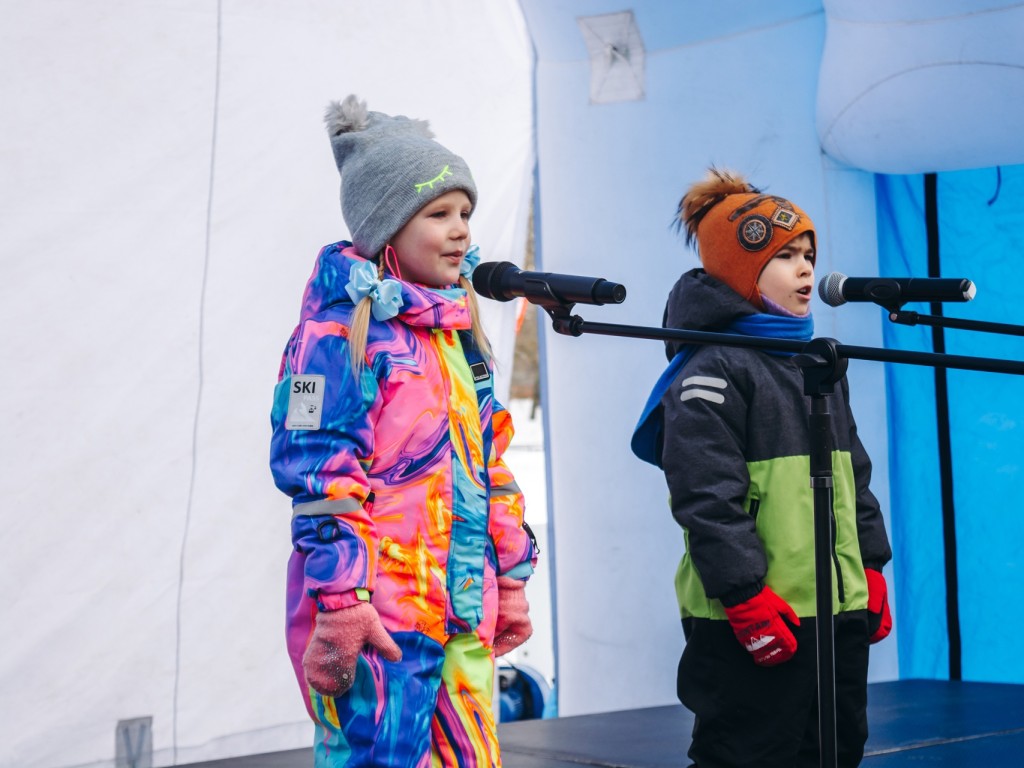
[493,576,533,657]
[302,602,402,697]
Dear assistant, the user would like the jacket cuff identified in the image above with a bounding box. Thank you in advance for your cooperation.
[719,580,764,608]
[314,588,371,612]
[500,561,534,580]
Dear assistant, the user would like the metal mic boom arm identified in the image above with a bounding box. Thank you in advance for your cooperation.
[888,310,1024,338]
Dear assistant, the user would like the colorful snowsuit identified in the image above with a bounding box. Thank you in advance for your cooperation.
[269,242,536,767]
[645,269,891,766]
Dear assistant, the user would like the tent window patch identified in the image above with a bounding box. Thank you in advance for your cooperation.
[577,11,645,104]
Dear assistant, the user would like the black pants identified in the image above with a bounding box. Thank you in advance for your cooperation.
[678,611,870,768]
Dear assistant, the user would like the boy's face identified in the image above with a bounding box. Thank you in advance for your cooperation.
[756,232,815,316]
[390,190,472,287]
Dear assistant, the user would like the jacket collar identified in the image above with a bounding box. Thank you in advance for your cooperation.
[298,241,472,330]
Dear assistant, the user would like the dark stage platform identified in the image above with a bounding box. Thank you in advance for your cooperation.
[185,680,1024,767]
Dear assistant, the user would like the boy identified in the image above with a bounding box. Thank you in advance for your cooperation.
[633,168,892,767]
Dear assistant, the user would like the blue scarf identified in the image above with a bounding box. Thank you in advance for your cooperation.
[630,312,814,468]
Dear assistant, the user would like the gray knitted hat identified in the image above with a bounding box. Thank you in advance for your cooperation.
[325,95,478,259]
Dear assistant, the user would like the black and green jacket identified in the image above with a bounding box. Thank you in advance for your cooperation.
[660,269,892,620]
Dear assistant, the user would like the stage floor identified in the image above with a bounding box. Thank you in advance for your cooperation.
[185,680,1024,767]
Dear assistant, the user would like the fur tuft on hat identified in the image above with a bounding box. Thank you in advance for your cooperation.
[324,95,371,135]
[324,94,477,259]
[676,167,758,248]
[675,167,814,310]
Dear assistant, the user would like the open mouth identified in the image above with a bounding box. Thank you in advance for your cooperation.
[797,286,812,297]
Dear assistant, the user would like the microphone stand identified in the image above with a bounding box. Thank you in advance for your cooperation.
[534,299,1024,768]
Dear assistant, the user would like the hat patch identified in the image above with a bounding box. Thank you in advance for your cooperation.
[414,164,452,194]
[770,206,800,231]
[737,214,773,251]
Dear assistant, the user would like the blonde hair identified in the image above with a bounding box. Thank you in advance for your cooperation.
[348,261,492,372]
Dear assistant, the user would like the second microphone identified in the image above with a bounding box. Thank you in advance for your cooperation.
[818,272,976,307]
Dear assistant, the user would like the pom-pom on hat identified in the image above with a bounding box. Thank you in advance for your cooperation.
[676,167,815,310]
[325,95,478,259]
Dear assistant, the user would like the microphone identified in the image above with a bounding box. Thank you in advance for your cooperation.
[472,261,627,306]
[818,272,976,308]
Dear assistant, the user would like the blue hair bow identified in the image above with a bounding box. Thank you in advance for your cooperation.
[345,261,404,321]
[460,244,481,278]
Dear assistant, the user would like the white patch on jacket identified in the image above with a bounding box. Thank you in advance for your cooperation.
[679,375,727,404]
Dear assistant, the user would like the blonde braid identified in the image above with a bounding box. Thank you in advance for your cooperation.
[347,261,385,373]
[350,266,491,373]
[460,275,493,362]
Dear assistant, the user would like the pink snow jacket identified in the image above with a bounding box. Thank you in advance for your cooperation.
[270,242,536,655]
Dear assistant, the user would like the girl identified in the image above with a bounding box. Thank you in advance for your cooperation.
[270,95,537,767]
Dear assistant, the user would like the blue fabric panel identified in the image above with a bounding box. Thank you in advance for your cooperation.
[877,166,1024,682]
[876,173,949,680]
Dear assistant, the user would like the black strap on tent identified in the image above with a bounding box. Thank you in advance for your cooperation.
[924,172,962,681]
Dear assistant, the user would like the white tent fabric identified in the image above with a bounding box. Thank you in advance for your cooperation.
[817,0,1024,173]
[0,2,532,766]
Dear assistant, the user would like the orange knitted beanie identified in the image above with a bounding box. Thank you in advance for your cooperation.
[676,168,815,310]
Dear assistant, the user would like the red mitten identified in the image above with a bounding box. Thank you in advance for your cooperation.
[302,602,402,697]
[723,586,800,666]
[493,576,533,657]
[865,568,893,644]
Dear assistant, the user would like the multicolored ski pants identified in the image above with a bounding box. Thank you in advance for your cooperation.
[307,631,500,767]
